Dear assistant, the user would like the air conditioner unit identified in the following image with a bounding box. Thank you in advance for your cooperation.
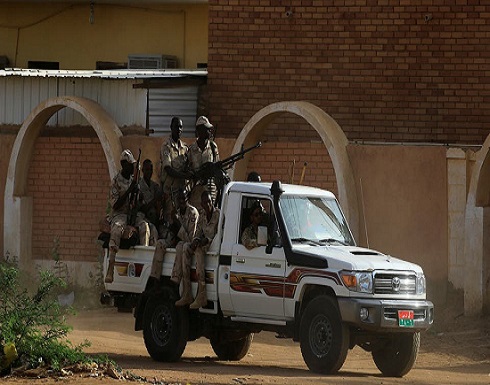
[128,54,178,69]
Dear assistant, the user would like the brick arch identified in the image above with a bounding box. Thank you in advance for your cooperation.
[229,101,359,240]
[463,134,490,315]
[3,96,122,267]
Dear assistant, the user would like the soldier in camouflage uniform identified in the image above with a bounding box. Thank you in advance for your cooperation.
[188,116,220,208]
[138,159,160,242]
[160,117,189,223]
[241,200,265,250]
[183,191,220,309]
[105,150,152,283]
[170,189,199,306]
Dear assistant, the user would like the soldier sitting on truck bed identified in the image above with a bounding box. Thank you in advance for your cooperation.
[137,159,161,246]
[181,191,220,309]
[170,188,200,306]
[105,149,154,283]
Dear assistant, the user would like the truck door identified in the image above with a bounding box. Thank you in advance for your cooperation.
[229,196,286,320]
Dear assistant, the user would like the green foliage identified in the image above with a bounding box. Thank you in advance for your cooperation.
[0,261,97,372]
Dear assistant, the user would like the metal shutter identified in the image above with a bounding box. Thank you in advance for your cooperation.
[148,86,198,137]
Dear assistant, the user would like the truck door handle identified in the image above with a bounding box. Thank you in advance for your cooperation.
[265,262,281,268]
[236,258,245,264]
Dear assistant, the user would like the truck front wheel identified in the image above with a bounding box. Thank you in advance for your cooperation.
[210,332,253,361]
[372,332,420,377]
[143,295,188,362]
[299,295,349,374]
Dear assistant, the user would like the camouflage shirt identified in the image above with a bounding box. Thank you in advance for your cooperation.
[194,207,220,245]
[176,203,199,243]
[188,140,220,172]
[160,136,188,193]
[241,224,258,249]
[139,176,161,223]
[109,171,134,217]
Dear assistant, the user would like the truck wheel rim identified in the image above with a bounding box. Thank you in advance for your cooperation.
[151,306,172,346]
[309,314,333,358]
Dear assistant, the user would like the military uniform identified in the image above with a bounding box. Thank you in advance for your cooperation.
[105,149,152,284]
[188,139,220,207]
[160,137,189,221]
[139,176,161,225]
[169,203,199,305]
[109,171,151,252]
[241,224,259,249]
[184,207,220,280]
[181,206,220,308]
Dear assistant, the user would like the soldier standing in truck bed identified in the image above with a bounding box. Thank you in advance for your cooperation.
[188,116,220,207]
[160,116,190,223]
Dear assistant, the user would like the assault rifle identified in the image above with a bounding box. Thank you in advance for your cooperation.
[127,149,141,226]
[192,141,262,206]
[193,141,262,186]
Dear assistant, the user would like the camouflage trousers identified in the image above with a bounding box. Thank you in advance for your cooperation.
[170,241,187,283]
[109,212,154,253]
[172,242,209,285]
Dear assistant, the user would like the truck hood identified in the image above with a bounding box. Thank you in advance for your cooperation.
[291,245,423,273]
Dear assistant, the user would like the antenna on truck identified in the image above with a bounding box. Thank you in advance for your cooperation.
[359,178,370,249]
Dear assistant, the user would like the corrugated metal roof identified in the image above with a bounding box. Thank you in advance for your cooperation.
[0,68,207,79]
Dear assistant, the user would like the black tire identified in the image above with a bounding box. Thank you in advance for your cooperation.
[299,295,349,374]
[372,332,420,377]
[142,294,188,362]
[210,332,254,361]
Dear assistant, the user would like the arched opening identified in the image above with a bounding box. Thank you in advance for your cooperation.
[464,134,490,315]
[229,101,359,240]
[4,96,122,269]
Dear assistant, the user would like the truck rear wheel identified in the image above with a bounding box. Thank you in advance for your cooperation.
[372,332,420,377]
[299,295,349,374]
[143,294,188,362]
[210,332,253,361]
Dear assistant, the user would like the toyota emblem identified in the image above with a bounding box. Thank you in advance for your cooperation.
[391,277,401,291]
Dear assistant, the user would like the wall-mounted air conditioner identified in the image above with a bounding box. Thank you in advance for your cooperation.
[128,54,178,69]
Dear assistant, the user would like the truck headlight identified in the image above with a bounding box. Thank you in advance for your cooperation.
[341,271,373,293]
[416,274,426,295]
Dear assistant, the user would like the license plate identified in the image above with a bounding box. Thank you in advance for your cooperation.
[398,310,414,327]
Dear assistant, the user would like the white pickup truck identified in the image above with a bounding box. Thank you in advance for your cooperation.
[103,180,434,377]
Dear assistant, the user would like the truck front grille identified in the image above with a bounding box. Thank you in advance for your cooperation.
[374,273,416,294]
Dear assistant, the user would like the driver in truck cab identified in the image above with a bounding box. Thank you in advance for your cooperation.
[241,200,266,249]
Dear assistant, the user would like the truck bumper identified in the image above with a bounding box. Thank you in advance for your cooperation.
[337,298,434,331]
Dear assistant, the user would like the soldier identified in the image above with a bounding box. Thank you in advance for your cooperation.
[139,159,162,235]
[188,116,220,208]
[170,189,199,306]
[182,191,220,309]
[241,200,265,250]
[105,149,152,283]
[160,117,190,223]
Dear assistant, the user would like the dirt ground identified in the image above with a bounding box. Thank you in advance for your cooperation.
[4,293,490,385]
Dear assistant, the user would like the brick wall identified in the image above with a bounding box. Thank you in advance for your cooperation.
[246,140,338,196]
[27,136,109,263]
[208,1,490,145]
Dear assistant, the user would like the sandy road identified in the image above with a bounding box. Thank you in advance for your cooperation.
[4,307,490,385]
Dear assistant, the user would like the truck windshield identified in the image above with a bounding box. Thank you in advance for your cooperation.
[279,196,355,246]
